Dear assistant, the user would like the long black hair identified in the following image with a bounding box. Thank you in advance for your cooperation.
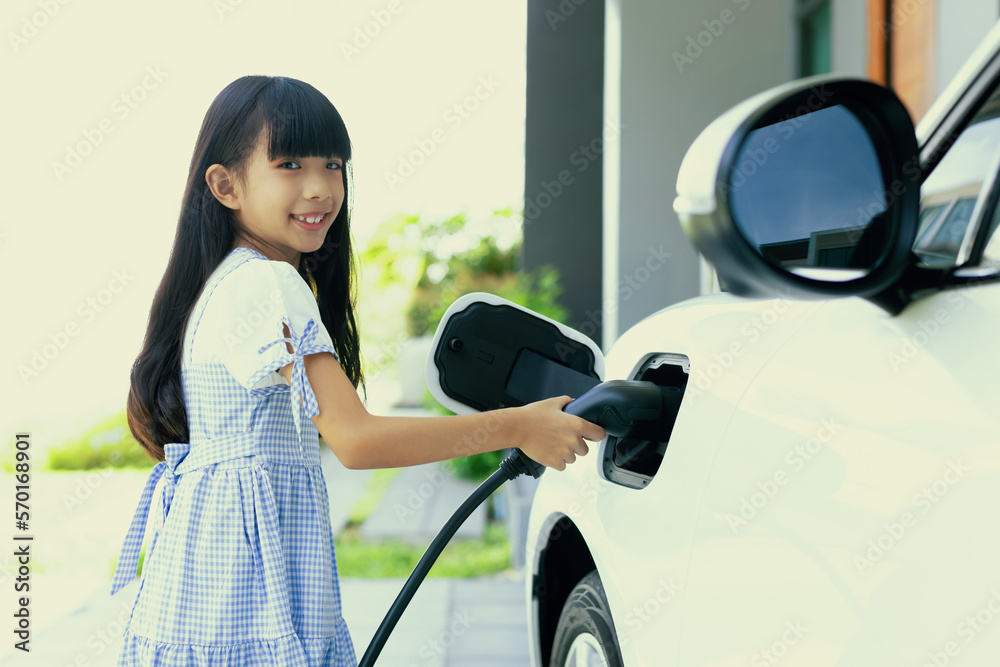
[127,75,364,462]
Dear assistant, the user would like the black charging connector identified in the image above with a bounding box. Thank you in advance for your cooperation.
[501,448,546,479]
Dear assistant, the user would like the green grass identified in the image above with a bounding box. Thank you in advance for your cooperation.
[334,522,510,578]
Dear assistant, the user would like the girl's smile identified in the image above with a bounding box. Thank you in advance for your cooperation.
[290,210,332,230]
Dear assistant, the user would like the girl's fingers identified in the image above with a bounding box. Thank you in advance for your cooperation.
[583,422,606,442]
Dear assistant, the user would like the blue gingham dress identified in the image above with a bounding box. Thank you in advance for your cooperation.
[110,246,357,666]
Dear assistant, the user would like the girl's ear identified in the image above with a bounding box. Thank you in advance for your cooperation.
[205,164,242,210]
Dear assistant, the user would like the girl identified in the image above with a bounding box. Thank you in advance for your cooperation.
[110,75,605,666]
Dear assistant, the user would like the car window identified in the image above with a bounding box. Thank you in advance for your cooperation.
[916,84,1000,267]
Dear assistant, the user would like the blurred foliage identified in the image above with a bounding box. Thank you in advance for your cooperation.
[361,207,568,337]
[46,411,156,471]
[363,207,568,481]
[335,522,510,578]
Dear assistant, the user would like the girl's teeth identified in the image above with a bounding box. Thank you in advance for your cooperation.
[294,214,323,224]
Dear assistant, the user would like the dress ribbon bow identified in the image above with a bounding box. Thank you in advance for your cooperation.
[109,441,190,596]
[257,318,327,446]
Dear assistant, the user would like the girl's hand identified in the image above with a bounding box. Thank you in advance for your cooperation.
[510,396,607,471]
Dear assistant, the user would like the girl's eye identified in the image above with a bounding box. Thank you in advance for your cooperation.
[278,160,341,169]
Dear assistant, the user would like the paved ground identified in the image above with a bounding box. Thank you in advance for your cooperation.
[360,461,486,544]
[0,405,534,666]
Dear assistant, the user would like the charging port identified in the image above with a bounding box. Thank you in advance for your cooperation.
[603,354,688,489]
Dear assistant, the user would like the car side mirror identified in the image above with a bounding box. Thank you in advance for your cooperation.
[674,76,921,314]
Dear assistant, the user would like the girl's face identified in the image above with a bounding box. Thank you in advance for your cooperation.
[230,134,345,266]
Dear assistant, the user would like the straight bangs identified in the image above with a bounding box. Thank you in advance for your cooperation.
[258,78,353,163]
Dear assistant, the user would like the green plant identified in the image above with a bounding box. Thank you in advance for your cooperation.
[47,411,156,470]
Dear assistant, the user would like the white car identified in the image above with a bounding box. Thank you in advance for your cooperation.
[426,20,1000,667]
[514,19,1000,667]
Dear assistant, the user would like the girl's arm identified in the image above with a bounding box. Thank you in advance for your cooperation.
[278,343,606,471]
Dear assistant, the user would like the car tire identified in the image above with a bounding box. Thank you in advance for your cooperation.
[549,570,624,667]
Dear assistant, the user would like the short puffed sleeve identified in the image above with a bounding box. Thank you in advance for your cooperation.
[203,259,339,439]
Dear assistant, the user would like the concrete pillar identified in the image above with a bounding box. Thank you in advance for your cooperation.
[523,0,607,345]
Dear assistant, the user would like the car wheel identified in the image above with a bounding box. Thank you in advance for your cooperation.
[549,570,623,667]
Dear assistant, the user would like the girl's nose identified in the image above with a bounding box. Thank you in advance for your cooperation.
[304,170,333,201]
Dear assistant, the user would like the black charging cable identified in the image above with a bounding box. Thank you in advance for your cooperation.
[357,448,542,667]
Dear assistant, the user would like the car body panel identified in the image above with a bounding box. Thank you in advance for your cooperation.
[530,283,1000,666]
[679,282,1000,665]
